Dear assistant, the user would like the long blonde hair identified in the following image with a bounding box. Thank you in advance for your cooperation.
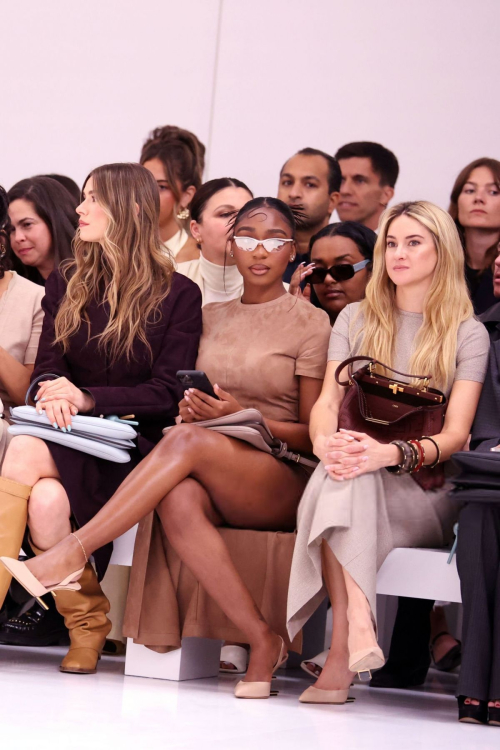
[355,201,473,391]
[55,163,175,363]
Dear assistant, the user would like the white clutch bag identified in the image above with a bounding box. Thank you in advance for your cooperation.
[163,408,317,469]
[9,396,138,465]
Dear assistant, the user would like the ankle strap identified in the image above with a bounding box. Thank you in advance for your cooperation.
[71,532,88,564]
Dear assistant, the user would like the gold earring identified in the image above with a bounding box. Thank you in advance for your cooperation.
[0,244,6,258]
[177,206,190,221]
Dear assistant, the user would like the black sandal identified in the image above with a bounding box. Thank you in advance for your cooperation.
[431,631,462,672]
[457,696,488,724]
[489,703,500,727]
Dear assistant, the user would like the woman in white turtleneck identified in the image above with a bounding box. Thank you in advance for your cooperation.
[177,178,253,305]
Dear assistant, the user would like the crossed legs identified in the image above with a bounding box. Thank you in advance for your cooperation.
[14,425,307,682]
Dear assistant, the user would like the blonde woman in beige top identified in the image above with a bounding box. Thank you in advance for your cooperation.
[6,198,331,701]
[286,201,489,706]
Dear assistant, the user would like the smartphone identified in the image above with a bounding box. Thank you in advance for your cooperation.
[176,370,219,400]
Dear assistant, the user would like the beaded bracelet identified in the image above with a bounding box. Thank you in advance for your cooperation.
[408,439,425,473]
[386,440,415,474]
[420,436,441,468]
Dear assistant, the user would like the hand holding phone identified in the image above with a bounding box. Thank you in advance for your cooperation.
[176,370,219,400]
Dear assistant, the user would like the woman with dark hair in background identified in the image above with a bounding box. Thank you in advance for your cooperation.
[7,176,78,285]
[0,163,202,675]
[0,187,44,461]
[177,177,253,304]
[305,222,375,324]
[41,174,81,205]
[449,157,500,315]
[140,125,205,264]
[1,197,331,699]
[0,185,44,622]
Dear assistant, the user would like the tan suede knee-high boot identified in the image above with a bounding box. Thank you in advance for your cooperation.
[28,535,112,673]
[0,477,32,608]
[54,563,112,674]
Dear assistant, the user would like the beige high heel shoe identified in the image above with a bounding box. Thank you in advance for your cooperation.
[299,686,355,704]
[0,533,85,610]
[349,647,385,681]
[234,636,287,699]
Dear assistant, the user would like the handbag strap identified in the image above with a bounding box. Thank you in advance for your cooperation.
[334,356,432,387]
[25,373,61,406]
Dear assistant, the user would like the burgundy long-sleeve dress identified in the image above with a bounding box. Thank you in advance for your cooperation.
[31,270,202,578]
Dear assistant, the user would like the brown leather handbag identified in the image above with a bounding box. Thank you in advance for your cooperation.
[335,356,448,490]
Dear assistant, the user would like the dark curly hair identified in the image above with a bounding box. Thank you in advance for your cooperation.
[0,186,11,280]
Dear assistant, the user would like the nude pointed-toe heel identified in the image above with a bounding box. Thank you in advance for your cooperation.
[0,557,84,611]
[299,686,354,704]
[349,646,385,682]
[234,637,287,699]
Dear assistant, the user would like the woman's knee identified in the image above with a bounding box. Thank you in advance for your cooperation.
[157,423,218,459]
[2,436,53,482]
[28,478,71,531]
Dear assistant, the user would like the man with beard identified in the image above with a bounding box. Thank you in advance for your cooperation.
[278,148,341,282]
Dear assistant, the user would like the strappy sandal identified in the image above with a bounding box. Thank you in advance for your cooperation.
[430,631,462,672]
[220,645,248,674]
[300,649,329,678]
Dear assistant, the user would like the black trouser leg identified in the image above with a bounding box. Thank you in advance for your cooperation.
[456,503,500,702]
[370,596,434,688]
[490,513,500,700]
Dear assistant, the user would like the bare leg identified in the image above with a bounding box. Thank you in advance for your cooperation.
[23,425,304,585]
[157,478,286,682]
[430,605,460,662]
[313,541,355,691]
[343,569,379,657]
[28,479,71,550]
[2,436,69,549]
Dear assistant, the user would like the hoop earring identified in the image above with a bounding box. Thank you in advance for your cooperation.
[176,206,190,221]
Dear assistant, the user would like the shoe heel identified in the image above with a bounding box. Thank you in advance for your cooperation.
[35,597,49,611]
[358,670,371,682]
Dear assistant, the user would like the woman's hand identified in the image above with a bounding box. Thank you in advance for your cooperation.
[324,428,400,481]
[36,397,78,431]
[288,262,314,300]
[35,377,95,413]
[181,384,244,422]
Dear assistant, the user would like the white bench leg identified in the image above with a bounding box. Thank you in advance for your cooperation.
[124,637,223,681]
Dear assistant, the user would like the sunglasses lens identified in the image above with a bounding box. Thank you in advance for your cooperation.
[309,269,327,284]
[331,264,355,281]
[233,237,257,252]
[263,239,287,252]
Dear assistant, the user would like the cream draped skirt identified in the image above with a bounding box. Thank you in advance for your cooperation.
[286,463,457,643]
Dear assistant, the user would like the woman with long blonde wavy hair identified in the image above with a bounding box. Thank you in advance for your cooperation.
[282,200,490,706]
[0,162,202,674]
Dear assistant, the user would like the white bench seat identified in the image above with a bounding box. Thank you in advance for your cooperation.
[108,529,460,680]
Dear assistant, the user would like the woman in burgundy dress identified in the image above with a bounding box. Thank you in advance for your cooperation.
[0,163,202,673]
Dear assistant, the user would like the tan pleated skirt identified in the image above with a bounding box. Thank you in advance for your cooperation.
[123,510,303,654]
[286,463,457,643]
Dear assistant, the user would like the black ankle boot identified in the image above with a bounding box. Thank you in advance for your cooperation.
[0,594,69,647]
[370,596,434,689]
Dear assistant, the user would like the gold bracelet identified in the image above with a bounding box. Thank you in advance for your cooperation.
[420,436,441,468]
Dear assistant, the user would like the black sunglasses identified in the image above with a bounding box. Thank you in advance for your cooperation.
[308,259,370,284]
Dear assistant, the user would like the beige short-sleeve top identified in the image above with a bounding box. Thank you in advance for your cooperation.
[196,294,331,422]
[0,272,44,412]
[328,301,490,396]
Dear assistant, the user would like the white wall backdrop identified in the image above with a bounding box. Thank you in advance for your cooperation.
[2,0,500,210]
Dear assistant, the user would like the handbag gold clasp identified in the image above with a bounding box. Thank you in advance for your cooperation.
[389,383,404,395]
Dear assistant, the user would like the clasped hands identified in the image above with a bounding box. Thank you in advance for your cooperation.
[320,428,400,482]
[179,384,243,423]
[34,377,95,431]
